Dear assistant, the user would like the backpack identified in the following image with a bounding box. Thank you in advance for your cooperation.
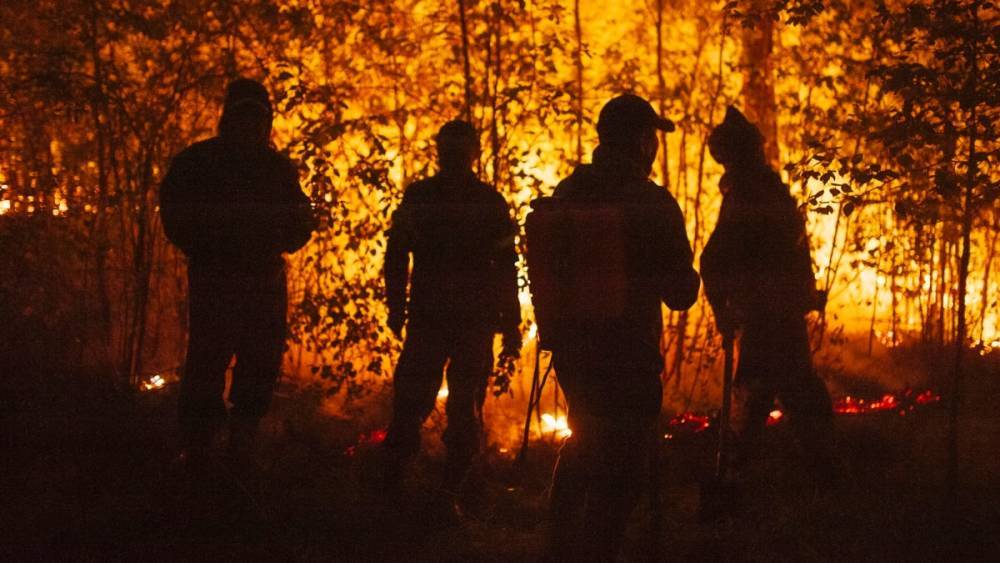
[525,196,629,350]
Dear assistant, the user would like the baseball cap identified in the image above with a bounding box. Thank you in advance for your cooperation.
[597,94,675,143]
[223,78,273,117]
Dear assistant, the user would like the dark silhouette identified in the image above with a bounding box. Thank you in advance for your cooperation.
[700,106,834,484]
[531,94,699,561]
[160,78,315,467]
[381,120,521,505]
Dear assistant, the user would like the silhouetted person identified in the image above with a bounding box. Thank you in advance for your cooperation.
[382,120,521,504]
[160,78,315,469]
[539,94,700,561]
[701,106,834,484]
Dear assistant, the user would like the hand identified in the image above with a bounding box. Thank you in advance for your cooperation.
[388,310,406,339]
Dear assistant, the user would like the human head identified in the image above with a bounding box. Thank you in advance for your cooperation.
[596,93,675,171]
[218,78,273,147]
[436,120,480,173]
[708,106,765,168]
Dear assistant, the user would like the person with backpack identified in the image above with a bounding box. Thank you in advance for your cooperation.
[531,94,700,561]
[700,106,834,486]
[160,78,316,471]
[381,120,522,509]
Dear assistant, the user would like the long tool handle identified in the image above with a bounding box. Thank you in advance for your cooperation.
[516,343,543,465]
[715,335,735,480]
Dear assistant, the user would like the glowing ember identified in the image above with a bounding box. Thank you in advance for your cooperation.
[345,428,388,457]
[914,389,941,406]
[541,413,572,439]
[833,389,940,416]
[664,412,711,439]
[141,374,166,392]
[767,409,784,426]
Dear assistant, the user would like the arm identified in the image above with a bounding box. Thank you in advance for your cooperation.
[654,193,701,311]
[700,196,742,334]
[493,197,522,355]
[277,159,316,254]
[159,152,202,257]
[384,192,413,336]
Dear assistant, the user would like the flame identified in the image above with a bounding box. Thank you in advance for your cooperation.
[664,412,711,439]
[541,412,572,438]
[141,373,166,391]
[833,389,940,416]
[767,409,784,426]
[437,385,449,399]
[527,322,538,342]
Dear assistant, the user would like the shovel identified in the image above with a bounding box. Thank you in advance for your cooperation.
[699,334,740,521]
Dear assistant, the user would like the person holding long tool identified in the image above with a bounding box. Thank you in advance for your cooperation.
[701,106,835,491]
[528,94,699,561]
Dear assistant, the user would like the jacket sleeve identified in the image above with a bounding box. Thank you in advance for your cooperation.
[277,159,316,253]
[700,196,738,317]
[493,196,521,336]
[653,192,700,311]
[384,190,413,320]
[159,152,203,257]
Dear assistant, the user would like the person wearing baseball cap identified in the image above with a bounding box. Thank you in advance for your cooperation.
[539,93,698,560]
[160,78,316,480]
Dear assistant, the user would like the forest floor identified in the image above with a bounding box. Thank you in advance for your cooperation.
[3,353,999,562]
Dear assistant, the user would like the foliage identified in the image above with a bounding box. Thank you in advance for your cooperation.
[0,0,997,412]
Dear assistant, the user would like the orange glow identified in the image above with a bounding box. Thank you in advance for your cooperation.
[141,374,166,392]
[541,413,572,439]
[767,409,784,426]
[345,428,388,457]
[664,412,711,440]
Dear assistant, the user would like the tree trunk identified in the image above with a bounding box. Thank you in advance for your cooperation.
[947,29,979,509]
[573,0,583,163]
[740,0,779,166]
[457,0,474,121]
[655,0,669,189]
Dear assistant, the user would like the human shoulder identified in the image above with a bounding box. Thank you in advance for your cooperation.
[635,179,682,212]
[401,176,438,202]
[266,147,297,173]
[171,137,220,167]
[553,164,596,198]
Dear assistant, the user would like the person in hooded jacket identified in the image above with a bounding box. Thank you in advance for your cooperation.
[382,120,521,501]
[160,78,316,467]
[700,106,834,485]
[543,94,700,561]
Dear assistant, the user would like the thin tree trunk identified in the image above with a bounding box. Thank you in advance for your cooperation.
[573,0,583,163]
[979,212,998,341]
[655,0,669,189]
[457,0,474,121]
[947,27,979,508]
[740,0,779,166]
[87,1,114,364]
[490,0,503,188]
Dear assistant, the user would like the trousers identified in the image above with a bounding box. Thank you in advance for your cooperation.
[736,314,833,469]
[383,321,493,484]
[178,267,287,448]
[548,353,659,561]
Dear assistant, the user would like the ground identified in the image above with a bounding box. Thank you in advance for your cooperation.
[3,355,999,562]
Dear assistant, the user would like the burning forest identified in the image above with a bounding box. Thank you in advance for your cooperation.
[1,0,998,561]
